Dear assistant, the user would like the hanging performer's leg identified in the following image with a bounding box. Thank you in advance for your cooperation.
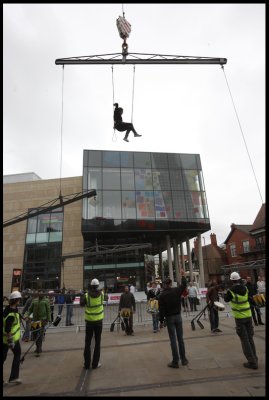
[115,122,141,142]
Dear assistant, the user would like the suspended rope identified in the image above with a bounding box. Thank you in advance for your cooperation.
[59,65,65,197]
[111,65,117,142]
[221,65,264,204]
[131,65,135,123]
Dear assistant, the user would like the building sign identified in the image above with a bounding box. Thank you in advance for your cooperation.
[11,268,22,292]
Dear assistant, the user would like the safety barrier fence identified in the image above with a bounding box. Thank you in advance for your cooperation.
[16,298,235,332]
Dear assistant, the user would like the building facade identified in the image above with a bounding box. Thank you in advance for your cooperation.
[3,150,211,296]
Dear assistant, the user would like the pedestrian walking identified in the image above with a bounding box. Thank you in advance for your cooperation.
[206,280,222,333]
[147,282,161,333]
[158,271,189,368]
[119,285,136,335]
[224,271,258,369]
[245,276,264,326]
[55,289,65,316]
[65,289,75,326]
[25,290,50,357]
[257,276,266,300]
[80,279,105,370]
[48,291,55,322]
[187,281,199,312]
[3,291,23,385]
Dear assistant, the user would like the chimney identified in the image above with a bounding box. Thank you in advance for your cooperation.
[210,233,217,246]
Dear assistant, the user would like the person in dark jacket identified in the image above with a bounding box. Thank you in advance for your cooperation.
[224,271,258,369]
[21,290,33,342]
[158,271,189,368]
[118,285,136,335]
[65,289,75,326]
[206,280,222,333]
[245,276,264,326]
[147,282,161,333]
[113,103,141,142]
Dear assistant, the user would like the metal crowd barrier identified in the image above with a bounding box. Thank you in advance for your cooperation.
[17,298,233,333]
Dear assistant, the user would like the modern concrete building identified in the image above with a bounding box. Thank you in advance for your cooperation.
[3,150,211,296]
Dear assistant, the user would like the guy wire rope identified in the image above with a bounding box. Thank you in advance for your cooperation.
[131,65,135,123]
[59,64,65,196]
[111,65,117,142]
[221,65,264,204]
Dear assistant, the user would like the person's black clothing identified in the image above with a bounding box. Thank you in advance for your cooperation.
[119,292,136,312]
[246,282,263,326]
[84,320,103,369]
[113,104,140,140]
[223,282,247,302]
[158,277,187,323]
[147,288,160,301]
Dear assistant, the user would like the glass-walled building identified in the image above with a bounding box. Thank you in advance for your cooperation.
[82,150,210,291]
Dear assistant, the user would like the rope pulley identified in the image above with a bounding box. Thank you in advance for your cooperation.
[116,15,131,55]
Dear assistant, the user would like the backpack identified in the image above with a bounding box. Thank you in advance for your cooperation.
[147,299,159,314]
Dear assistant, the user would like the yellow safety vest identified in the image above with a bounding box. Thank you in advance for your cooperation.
[229,288,251,319]
[85,292,104,322]
[3,311,21,344]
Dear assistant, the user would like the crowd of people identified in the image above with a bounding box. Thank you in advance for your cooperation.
[3,273,265,385]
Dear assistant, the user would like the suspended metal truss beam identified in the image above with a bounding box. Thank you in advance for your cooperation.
[3,189,96,228]
[61,243,152,261]
[55,52,227,65]
[220,259,266,272]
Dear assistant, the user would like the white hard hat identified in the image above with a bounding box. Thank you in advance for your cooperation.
[91,278,99,286]
[9,291,22,300]
[230,272,241,281]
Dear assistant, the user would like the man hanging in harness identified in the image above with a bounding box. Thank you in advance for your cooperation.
[113,103,141,142]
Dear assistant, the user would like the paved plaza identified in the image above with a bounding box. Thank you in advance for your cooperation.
[3,309,266,397]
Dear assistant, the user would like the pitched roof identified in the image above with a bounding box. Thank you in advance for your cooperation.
[250,203,265,232]
[224,224,253,244]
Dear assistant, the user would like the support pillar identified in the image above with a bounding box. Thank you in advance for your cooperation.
[180,242,185,272]
[166,234,174,284]
[173,239,180,285]
[197,233,205,288]
[186,237,193,283]
[159,250,164,283]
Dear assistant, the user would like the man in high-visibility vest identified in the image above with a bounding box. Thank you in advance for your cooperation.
[223,272,258,369]
[3,291,23,384]
[80,279,107,370]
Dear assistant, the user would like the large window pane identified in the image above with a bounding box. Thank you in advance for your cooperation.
[87,168,102,190]
[152,169,171,190]
[183,170,200,191]
[122,191,136,219]
[121,169,135,190]
[102,151,120,167]
[169,170,185,190]
[103,191,122,219]
[151,153,168,169]
[135,169,153,190]
[172,191,188,220]
[136,191,155,219]
[180,154,197,169]
[120,152,134,167]
[103,168,121,190]
[134,152,151,168]
[85,192,103,219]
[154,191,173,219]
[27,217,37,233]
[87,150,102,167]
[168,153,182,169]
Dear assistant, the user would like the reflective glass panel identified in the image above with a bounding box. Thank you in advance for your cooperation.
[27,217,37,233]
[120,152,134,167]
[102,151,120,167]
[122,191,136,219]
[87,150,102,167]
[135,169,153,190]
[169,170,185,190]
[87,168,102,190]
[136,191,155,219]
[151,153,168,169]
[134,152,152,168]
[49,232,63,242]
[103,191,122,219]
[183,170,200,191]
[154,191,173,219]
[86,191,103,219]
[152,170,171,190]
[168,153,182,169]
[121,169,135,190]
[172,191,188,220]
[103,168,121,190]
[180,154,197,169]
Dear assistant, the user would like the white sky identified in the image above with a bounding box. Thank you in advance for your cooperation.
[3,3,265,246]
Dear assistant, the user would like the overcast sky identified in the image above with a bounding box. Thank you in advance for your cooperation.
[3,3,265,246]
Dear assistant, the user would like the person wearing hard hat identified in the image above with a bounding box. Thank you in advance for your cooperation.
[223,271,258,369]
[3,291,23,384]
[80,279,107,369]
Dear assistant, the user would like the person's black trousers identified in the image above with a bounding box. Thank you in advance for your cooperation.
[84,320,103,369]
[3,341,21,381]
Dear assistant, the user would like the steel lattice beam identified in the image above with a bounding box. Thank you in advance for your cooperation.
[55,52,227,65]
